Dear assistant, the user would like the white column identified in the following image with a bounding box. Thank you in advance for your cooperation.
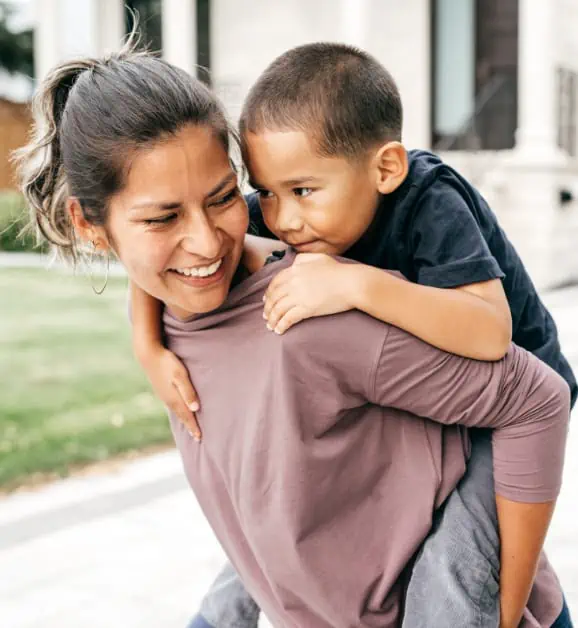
[59,0,100,57]
[33,0,59,81]
[98,0,125,55]
[340,0,368,47]
[34,0,102,81]
[162,0,197,75]
[515,0,562,162]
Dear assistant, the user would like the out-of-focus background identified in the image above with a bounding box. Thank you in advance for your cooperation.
[0,1,577,627]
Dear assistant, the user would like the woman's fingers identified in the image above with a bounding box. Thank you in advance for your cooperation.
[172,377,202,441]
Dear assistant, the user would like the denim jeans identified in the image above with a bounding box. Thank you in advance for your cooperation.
[552,599,574,628]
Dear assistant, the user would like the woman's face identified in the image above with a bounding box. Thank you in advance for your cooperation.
[96,124,248,318]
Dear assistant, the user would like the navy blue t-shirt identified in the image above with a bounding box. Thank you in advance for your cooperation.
[247,149,577,407]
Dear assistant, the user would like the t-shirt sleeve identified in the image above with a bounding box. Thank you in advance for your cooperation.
[410,179,505,288]
[367,325,570,503]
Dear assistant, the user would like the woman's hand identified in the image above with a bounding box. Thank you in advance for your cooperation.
[138,347,202,441]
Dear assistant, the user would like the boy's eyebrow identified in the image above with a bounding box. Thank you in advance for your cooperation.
[248,176,320,190]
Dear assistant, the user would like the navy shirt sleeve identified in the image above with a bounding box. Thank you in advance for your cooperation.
[410,180,505,289]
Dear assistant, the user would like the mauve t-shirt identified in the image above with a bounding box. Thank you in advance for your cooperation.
[164,252,570,628]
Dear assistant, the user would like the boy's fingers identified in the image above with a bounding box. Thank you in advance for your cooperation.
[263,283,291,318]
[274,306,306,335]
[265,295,294,331]
[264,269,291,301]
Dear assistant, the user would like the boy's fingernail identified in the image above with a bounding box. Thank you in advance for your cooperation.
[266,323,273,331]
[262,295,266,302]
[262,312,267,319]
[274,328,282,335]
[189,401,200,412]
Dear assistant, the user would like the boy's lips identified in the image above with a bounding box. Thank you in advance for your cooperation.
[292,240,322,252]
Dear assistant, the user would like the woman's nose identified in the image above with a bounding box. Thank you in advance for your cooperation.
[180,211,222,259]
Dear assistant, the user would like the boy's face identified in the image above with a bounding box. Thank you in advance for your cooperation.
[243,130,381,255]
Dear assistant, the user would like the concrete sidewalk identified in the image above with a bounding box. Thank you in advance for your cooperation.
[1,287,578,627]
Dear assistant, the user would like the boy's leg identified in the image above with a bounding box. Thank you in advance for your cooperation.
[551,599,573,628]
[402,429,500,628]
[188,561,260,628]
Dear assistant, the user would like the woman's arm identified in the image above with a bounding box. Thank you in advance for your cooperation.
[130,281,201,439]
[496,497,556,628]
[368,327,570,628]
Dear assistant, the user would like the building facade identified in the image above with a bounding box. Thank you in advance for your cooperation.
[33,0,578,289]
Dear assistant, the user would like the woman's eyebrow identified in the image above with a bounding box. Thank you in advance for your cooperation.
[206,172,237,198]
[129,200,181,212]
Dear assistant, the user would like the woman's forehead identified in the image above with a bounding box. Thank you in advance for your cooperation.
[122,127,234,199]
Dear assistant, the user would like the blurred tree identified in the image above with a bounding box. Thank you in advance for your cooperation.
[0,1,33,77]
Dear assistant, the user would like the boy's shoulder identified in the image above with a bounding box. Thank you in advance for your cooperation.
[393,149,500,236]
[401,150,486,210]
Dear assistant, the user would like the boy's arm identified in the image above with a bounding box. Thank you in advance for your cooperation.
[369,328,569,628]
[129,281,201,439]
[243,234,286,273]
[351,264,512,360]
[264,255,511,360]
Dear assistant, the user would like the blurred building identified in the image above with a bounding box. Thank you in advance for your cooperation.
[33,0,578,289]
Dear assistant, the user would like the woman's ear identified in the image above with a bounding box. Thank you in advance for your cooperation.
[67,197,109,251]
[372,142,409,195]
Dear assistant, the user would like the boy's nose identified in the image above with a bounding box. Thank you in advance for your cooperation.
[276,202,304,234]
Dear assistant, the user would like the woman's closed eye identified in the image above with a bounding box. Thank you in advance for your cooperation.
[144,213,178,225]
[210,186,240,208]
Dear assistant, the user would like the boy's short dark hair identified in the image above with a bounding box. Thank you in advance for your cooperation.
[240,42,403,159]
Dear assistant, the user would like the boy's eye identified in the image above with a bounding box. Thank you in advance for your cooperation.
[144,213,177,225]
[255,188,273,200]
[293,187,313,198]
[210,187,240,207]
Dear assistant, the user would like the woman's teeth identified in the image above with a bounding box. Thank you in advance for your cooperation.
[173,259,223,277]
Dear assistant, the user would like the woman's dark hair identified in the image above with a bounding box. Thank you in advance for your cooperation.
[240,42,403,160]
[14,34,236,263]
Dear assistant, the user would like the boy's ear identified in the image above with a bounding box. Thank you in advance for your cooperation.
[372,142,408,194]
[67,197,110,251]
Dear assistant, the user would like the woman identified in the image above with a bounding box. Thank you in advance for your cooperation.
[16,44,572,627]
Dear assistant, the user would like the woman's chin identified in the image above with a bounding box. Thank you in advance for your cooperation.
[169,284,230,319]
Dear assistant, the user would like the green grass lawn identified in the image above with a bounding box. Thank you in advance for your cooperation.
[0,267,171,490]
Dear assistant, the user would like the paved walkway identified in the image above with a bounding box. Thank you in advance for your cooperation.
[1,260,577,626]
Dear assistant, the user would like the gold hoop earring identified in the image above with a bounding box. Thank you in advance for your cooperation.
[89,241,110,295]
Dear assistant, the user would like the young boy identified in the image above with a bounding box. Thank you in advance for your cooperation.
[131,44,576,628]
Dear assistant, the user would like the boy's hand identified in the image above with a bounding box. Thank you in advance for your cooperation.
[263,253,355,334]
[138,347,202,441]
